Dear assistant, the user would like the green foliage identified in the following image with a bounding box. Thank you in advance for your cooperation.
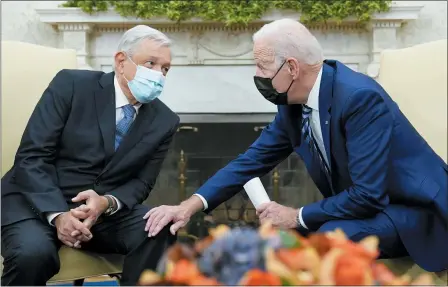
[62,0,391,26]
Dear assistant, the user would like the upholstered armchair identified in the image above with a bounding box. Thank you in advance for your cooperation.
[377,39,447,164]
[1,41,123,285]
[377,39,448,285]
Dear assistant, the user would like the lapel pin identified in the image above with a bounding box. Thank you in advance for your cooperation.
[325,121,329,125]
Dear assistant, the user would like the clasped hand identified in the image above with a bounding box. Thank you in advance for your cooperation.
[54,189,108,248]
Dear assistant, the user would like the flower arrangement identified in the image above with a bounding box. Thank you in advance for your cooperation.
[138,223,433,286]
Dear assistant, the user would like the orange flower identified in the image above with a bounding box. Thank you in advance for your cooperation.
[332,239,378,261]
[194,236,214,254]
[276,248,306,270]
[334,254,373,285]
[276,247,320,274]
[189,275,221,286]
[165,259,201,285]
[239,269,282,286]
[307,233,333,256]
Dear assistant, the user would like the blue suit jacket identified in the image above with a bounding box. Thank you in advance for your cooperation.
[197,60,448,272]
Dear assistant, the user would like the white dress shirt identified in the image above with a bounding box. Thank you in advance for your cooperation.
[46,76,141,225]
[194,68,327,230]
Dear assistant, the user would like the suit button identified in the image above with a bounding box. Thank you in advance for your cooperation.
[94,180,101,186]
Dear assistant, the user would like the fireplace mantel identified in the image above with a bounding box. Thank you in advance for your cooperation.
[35,2,423,115]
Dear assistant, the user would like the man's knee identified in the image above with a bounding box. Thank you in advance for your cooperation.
[4,239,60,276]
[316,216,406,258]
[126,221,176,251]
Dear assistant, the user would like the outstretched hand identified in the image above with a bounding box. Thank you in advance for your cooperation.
[143,205,191,237]
[143,196,204,237]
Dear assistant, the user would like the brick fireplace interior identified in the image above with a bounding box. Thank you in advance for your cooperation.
[144,121,323,238]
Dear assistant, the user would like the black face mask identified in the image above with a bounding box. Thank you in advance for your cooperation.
[253,61,294,105]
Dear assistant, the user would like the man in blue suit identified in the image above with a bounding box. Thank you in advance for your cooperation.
[144,19,448,272]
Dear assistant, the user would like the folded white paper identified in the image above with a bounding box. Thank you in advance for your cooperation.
[243,177,271,208]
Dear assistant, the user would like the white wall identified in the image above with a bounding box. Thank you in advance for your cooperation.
[1,1,64,48]
[398,1,447,48]
[2,1,446,49]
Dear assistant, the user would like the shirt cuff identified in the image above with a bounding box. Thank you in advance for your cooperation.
[108,195,122,215]
[193,194,208,210]
[299,207,308,229]
[47,212,64,226]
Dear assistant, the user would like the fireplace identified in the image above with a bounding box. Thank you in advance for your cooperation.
[144,119,323,238]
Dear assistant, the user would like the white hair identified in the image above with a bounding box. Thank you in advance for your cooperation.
[114,25,171,68]
[252,19,324,66]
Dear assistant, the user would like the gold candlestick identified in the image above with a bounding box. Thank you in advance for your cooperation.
[178,150,187,201]
[273,167,280,202]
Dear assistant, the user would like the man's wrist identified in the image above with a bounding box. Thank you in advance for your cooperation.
[54,212,66,227]
[47,212,64,226]
[180,196,203,217]
[100,196,112,214]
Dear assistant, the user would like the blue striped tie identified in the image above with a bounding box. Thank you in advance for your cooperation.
[115,104,136,150]
[301,105,334,193]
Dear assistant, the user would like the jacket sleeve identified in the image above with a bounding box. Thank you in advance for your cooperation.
[14,70,73,215]
[301,89,393,230]
[196,112,293,212]
[107,117,180,209]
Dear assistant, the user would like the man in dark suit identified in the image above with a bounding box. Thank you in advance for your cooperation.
[1,25,180,285]
[144,19,448,273]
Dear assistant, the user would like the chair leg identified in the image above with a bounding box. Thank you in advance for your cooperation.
[73,278,85,286]
[109,273,122,285]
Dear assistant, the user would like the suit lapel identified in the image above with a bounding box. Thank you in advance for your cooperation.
[95,72,116,162]
[318,62,335,171]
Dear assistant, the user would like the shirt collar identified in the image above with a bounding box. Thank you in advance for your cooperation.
[114,76,142,112]
[305,67,323,111]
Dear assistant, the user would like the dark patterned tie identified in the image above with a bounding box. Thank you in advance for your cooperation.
[301,105,334,193]
[115,104,136,150]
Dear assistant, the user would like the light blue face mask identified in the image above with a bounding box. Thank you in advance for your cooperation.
[125,58,165,104]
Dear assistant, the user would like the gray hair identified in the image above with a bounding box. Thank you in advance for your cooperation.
[114,25,171,68]
[252,19,324,66]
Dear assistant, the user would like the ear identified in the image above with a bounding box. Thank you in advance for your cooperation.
[287,58,300,80]
[114,52,127,74]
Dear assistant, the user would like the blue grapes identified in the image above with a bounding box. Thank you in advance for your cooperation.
[198,227,266,285]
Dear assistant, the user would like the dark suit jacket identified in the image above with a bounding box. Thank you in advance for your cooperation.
[196,60,448,272]
[1,70,180,226]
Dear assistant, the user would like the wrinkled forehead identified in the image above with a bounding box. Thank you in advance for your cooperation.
[133,38,172,65]
[253,40,276,66]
